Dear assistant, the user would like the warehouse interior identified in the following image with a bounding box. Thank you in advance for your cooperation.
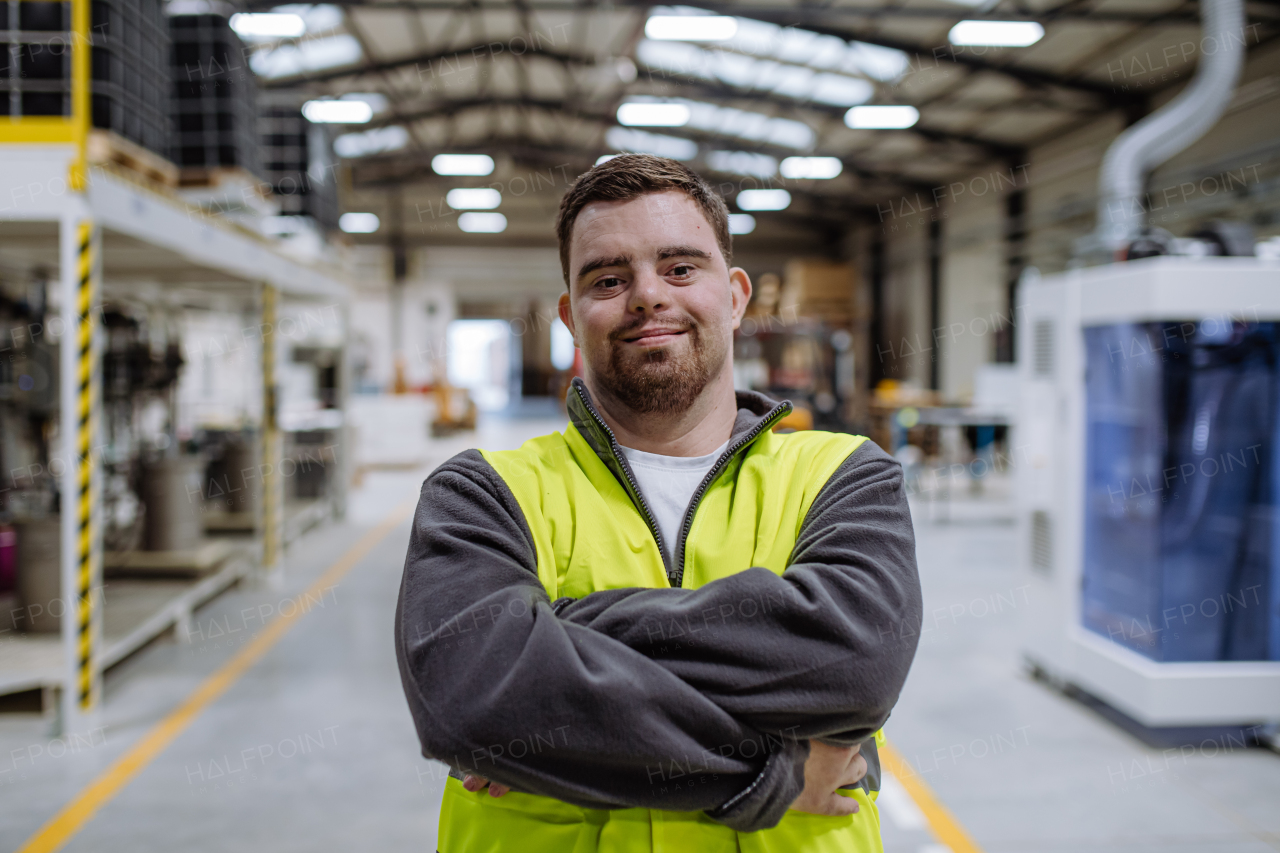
[1,0,1279,849]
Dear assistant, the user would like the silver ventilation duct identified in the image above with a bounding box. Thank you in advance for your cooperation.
[1083,0,1245,259]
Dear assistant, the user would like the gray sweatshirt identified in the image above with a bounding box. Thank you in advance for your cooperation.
[394,382,922,834]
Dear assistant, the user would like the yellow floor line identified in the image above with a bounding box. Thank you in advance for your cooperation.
[16,501,417,853]
[881,739,986,853]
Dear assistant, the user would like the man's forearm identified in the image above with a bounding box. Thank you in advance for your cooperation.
[396,452,807,831]
[555,443,923,741]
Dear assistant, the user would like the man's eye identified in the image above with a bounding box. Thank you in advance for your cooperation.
[670,265,693,276]
[597,277,624,289]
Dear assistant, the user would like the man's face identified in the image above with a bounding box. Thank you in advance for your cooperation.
[558,191,751,415]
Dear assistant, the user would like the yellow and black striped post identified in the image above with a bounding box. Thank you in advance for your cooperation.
[260,284,283,574]
[74,220,101,711]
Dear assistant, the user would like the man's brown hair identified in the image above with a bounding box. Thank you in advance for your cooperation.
[555,154,732,285]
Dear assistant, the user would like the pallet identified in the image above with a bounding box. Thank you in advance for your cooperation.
[177,165,265,190]
[86,129,179,188]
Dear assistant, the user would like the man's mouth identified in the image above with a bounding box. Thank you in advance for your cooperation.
[619,327,689,346]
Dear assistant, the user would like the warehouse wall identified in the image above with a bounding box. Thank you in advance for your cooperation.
[872,38,1280,402]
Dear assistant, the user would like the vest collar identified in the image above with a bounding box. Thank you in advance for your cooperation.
[566,376,789,456]
[565,376,792,586]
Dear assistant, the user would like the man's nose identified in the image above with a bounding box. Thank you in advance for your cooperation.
[628,269,669,314]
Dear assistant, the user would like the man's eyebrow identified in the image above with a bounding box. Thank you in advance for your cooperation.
[576,254,632,282]
[657,246,712,261]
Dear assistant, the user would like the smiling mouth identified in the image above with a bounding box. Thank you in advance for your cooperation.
[621,328,688,345]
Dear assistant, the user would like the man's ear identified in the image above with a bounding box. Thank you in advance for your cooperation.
[728,267,752,330]
[557,291,578,345]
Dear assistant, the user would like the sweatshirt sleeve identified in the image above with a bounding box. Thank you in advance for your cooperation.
[394,450,807,833]
[555,440,922,744]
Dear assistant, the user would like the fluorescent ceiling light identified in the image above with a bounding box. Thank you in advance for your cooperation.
[273,3,344,34]
[432,154,495,176]
[845,105,919,129]
[683,11,909,82]
[618,102,691,127]
[948,20,1045,47]
[737,189,790,211]
[447,188,502,210]
[339,212,379,233]
[605,127,698,160]
[728,213,756,235]
[636,41,874,109]
[645,15,738,41]
[458,212,507,233]
[333,125,408,158]
[229,12,305,38]
[302,99,372,123]
[707,150,777,179]
[780,156,843,179]
[681,100,814,149]
[250,33,361,78]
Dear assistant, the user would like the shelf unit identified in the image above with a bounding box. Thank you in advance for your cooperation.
[0,2,349,728]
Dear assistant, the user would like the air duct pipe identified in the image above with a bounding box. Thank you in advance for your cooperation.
[1087,0,1245,257]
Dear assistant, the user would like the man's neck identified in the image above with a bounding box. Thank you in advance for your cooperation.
[583,368,738,457]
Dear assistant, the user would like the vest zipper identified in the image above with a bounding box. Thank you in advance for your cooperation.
[670,402,791,588]
[571,382,791,589]
[571,384,674,578]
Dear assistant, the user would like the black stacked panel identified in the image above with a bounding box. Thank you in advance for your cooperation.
[168,13,259,175]
[93,0,169,153]
[259,91,338,230]
[1,0,168,155]
[1,0,71,118]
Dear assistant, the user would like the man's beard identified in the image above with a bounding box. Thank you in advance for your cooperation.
[595,317,726,416]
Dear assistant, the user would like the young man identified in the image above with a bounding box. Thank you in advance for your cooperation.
[395,154,922,852]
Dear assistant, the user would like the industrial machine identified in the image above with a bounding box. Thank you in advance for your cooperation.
[1017,256,1280,729]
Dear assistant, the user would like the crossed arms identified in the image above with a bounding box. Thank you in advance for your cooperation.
[393,441,922,832]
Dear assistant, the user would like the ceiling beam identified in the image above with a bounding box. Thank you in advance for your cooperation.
[353,94,961,190]
[263,40,1024,160]
[244,0,1212,24]
[346,133,884,233]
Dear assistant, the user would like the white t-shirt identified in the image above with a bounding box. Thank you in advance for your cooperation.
[619,441,729,565]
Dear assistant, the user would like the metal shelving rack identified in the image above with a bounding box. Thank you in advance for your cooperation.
[0,0,348,732]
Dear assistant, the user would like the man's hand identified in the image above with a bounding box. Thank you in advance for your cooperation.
[789,742,867,816]
[462,774,510,797]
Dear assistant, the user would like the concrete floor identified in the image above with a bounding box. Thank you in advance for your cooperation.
[2,413,1278,852]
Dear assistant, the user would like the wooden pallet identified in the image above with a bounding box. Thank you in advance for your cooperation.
[177,165,267,191]
[86,129,179,187]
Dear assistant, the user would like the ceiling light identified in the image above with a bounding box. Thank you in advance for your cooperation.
[447,188,502,210]
[780,156,843,179]
[250,33,362,78]
[458,212,507,233]
[302,99,372,123]
[845,105,919,129]
[432,154,495,176]
[333,125,409,158]
[707,150,777,179]
[617,102,691,127]
[596,154,620,165]
[728,214,756,235]
[605,127,698,160]
[737,190,790,211]
[229,12,305,38]
[948,21,1045,47]
[645,15,738,42]
[339,212,379,233]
